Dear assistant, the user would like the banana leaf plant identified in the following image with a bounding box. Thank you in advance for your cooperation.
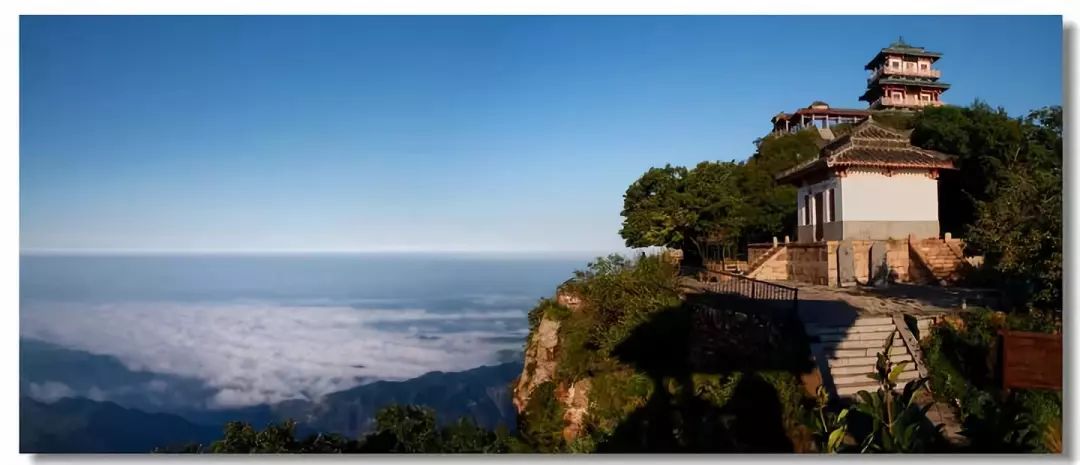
[851,330,944,453]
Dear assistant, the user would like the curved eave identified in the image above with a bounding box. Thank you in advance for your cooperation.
[828,159,957,171]
[864,49,944,70]
[774,158,827,184]
[873,78,951,89]
[776,156,957,184]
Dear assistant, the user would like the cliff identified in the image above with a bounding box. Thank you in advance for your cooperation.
[511,253,815,453]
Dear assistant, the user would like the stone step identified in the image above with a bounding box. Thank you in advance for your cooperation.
[829,364,883,375]
[833,367,918,386]
[817,346,909,359]
[805,323,895,336]
[836,379,913,397]
[827,353,912,367]
[815,337,901,350]
[817,330,898,342]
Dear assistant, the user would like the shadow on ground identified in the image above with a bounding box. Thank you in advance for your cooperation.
[593,293,823,453]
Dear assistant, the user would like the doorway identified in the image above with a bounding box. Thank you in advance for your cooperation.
[814,192,825,241]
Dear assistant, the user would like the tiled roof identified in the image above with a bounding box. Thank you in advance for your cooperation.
[791,107,870,116]
[775,119,955,183]
[864,40,943,69]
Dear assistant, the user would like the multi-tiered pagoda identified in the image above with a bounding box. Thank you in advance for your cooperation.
[859,38,950,110]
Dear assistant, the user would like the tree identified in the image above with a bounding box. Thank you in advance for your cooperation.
[964,106,1062,310]
[683,161,747,257]
[910,101,1025,236]
[619,164,694,252]
[359,405,440,453]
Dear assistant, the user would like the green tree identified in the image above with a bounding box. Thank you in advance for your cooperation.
[684,161,747,256]
[619,165,694,251]
[359,405,440,453]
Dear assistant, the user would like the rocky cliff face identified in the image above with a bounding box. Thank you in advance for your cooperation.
[512,317,561,413]
[512,287,591,443]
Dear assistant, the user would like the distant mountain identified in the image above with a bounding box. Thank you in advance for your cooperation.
[20,397,220,453]
[20,357,523,453]
[286,361,522,439]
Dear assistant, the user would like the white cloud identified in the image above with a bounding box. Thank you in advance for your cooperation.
[21,300,528,408]
[27,381,75,403]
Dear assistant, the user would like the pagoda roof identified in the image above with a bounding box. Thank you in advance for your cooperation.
[859,78,951,102]
[775,118,955,184]
[864,39,943,70]
[791,106,870,117]
[771,102,870,122]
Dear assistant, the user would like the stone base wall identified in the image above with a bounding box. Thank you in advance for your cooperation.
[750,243,833,286]
[745,237,952,287]
[847,239,911,284]
[839,220,940,241]
[787,243,834,286]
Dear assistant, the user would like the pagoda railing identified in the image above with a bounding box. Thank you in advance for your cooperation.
[869,66,942,83]
[872,97,944,108]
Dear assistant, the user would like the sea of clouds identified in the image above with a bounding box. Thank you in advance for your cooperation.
[21,299,530,408]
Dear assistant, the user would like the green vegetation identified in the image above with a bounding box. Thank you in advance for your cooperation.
[921,308,1062,453]
[911,103,1062,312]
[519,254,816,453]
[619,130,820,262]
[175,405,512,454]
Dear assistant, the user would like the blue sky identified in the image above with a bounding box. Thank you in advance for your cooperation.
[20,16,1062,253]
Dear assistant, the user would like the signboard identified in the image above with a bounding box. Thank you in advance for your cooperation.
[1001,330,1062,391]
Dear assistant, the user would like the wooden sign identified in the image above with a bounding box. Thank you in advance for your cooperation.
[1000,330,1062,391]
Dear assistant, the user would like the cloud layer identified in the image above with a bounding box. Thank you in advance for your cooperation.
[21,299,529,408]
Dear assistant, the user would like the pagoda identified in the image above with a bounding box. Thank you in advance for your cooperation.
[859,38,950,110]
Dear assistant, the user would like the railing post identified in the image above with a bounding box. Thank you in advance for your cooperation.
[751,281,757,300]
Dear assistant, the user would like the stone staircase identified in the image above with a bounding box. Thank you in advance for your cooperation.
[744,244,786,278]
[806,316,919,398]
[910,237,967,284]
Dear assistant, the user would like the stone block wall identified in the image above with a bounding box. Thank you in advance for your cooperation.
[740,236,966,288]
[848,239,910,284]
[784,243,832,286]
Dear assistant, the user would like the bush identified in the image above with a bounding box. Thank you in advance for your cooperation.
[922,308,1062,452]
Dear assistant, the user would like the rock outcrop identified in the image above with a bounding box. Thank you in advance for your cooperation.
[512,317,561,412]
[556,378,592,442]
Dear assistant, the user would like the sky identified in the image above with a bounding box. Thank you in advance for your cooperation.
[20,16,1063,253]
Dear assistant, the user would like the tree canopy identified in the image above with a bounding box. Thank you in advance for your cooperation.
[619,129,820,262]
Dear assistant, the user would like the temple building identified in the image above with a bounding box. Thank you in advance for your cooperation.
[859,38,950,110]
[771,101,869,134]
[708,38,973,288]
[719,118,968,287]
[775,118,955,243]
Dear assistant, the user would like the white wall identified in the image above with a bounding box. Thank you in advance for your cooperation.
[839,169,938,222]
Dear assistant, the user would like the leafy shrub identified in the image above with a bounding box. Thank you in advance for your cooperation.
[517,382,565,453]
[922,308,1063,452]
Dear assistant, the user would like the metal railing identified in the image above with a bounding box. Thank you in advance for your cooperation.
[704,270,798,305]
[682,266,800,321]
